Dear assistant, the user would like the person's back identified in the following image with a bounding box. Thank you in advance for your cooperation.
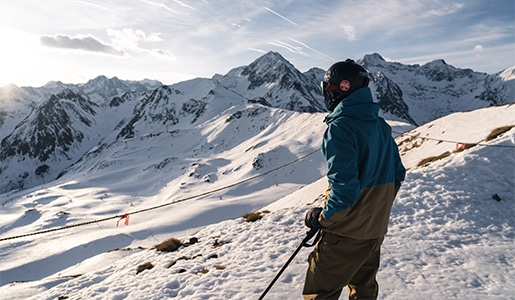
[303,59,406,300]
[320,87,404,239]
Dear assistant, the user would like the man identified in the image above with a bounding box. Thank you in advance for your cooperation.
[303,59,406,300]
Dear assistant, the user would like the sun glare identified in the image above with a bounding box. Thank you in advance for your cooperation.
[0,25,43,87]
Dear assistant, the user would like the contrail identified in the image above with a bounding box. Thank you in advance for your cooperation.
[170,0,195,10]
[141,0,180,14]
[289,38,336,61]
[268,41,307,56]
[247,48,267,54]
[263,7,297,26]
[72,0,115,12]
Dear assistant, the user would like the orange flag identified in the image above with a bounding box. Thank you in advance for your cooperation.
[117,214,130,227]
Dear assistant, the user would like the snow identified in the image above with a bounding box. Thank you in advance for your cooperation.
[1,104,514,299]
[499,66,515,81]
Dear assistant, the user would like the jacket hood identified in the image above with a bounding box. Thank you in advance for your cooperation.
[325,87,379,123]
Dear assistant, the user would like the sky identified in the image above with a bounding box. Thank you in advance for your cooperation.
[0,0,514,87]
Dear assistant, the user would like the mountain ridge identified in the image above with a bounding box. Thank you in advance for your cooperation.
[0,51,513,193]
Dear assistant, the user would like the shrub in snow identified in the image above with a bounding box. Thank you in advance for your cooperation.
[485,125,514,141]
[242,210,270,222]
[417,151,452,167]
[196,268,209,275]
[136,262,154,274]
[154,238,183,252]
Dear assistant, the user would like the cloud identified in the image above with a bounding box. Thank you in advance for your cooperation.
[40,29,176,63]
[40,34,124,56]
[474,44,484,56]
[423,3,465,17]
[150,49,177,61]
[107,28,162,51]
[107,28,176,61]
[341,25,357,41]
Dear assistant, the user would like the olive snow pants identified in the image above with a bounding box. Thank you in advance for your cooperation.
[302,232,384,300]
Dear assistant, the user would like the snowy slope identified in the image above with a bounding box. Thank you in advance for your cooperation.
[397,104,515,170]
[0,104,514,299]
[1,51,513,196]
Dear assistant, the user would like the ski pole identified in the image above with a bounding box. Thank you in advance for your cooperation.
[258,227,320,300]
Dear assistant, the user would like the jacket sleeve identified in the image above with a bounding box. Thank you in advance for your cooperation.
[321,123,360,221]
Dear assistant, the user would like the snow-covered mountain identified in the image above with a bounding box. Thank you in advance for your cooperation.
[0,101,513,299]
[360,53,515,125]
[0,49,514,298]
[0,51,513,195]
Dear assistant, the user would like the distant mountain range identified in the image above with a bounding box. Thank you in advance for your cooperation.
[0,51,513,193]
[360,53,514,125]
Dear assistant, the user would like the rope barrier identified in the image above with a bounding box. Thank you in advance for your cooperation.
[0,149,321,242]
[1,127,513,242]
[393,130,515,149]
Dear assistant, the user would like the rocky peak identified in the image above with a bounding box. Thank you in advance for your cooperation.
[419,59,475,82]
[239,51,298,89]
[360,53,387,65]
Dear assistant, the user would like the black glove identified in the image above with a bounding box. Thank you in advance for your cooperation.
[304,207,323,229]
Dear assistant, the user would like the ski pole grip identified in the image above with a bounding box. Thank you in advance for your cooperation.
[301,227,320,247]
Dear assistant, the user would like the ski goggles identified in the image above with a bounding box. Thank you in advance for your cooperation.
[321,81,337,97]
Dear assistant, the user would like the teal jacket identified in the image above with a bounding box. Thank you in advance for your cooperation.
[319,87,406,238]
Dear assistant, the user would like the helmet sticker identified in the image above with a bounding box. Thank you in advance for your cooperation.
[340,80,351,92]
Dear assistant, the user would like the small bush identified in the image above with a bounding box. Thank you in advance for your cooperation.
[242,210,270,222]
[485,125,514,142]
[136,262,154,274]
[242,211,262,222]
[155,238,183,252]
[242,212,261,222]
[417,151,451,167]
[396,133,422,149]
[196,268,209,275]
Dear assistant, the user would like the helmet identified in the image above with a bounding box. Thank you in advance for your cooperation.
[321,59,370,111]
